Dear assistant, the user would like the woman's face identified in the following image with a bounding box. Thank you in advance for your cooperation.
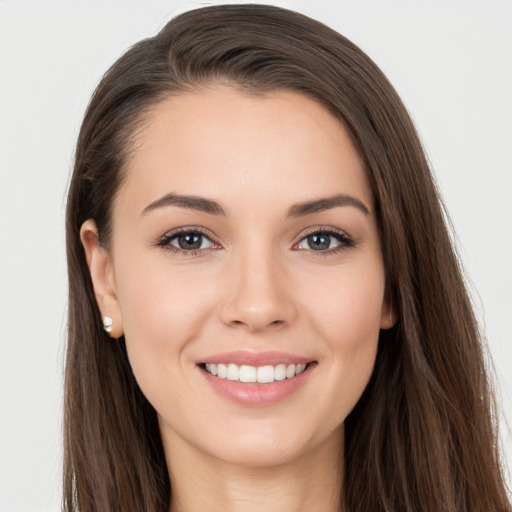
[83,86,393,468]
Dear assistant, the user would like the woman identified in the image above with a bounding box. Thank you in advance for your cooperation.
[64,4,511,511]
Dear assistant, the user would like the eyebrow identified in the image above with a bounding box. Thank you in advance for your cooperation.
[142,193,227,216]
[142,192,370,217]
[287,193,370,217]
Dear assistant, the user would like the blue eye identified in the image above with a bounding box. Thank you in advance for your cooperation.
[296,229,354,253]
[157,229,216,254]
[156,227,354,256]
[170,232,213,251]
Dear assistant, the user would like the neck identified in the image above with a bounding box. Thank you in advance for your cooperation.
[165,426,345,512]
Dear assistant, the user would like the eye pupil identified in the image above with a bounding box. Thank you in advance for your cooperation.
[308,233,330,250]
[178,234,202,250]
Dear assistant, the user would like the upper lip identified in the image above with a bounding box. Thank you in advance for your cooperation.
[197,350,315,367]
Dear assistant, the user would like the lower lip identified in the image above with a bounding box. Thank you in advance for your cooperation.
[199,363,315,406]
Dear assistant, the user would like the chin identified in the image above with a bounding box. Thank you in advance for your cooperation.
[211,439,311,468]
[198,419,343,469]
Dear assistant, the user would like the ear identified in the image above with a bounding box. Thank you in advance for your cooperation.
[380,295,396,330]
[80,219,124,338]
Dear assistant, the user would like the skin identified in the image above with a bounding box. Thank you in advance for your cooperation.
[81,86,395,512]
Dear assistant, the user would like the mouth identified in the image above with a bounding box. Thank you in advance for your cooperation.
[197,352,317,405]
[199,361,315,384]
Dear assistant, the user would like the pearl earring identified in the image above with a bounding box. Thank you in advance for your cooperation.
[102,316,113,333]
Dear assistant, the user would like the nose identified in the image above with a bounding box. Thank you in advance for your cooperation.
[218,243,298,333]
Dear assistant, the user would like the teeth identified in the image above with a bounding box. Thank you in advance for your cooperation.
[296,363,306,374]
[257,365,275,383]
[274,364,286,381]
[204,362,308,383]
[239,365,257,383]
[217,363,227,379]
[226,364,239,381]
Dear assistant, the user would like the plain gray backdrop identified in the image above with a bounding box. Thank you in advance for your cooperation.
[1,1,511,510]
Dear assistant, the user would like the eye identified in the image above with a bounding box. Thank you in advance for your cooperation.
[295,228,354,254]
[156,228,218,255]
[170,232,213,251]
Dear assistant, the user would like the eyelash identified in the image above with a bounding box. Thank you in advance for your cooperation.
[155,226,355,257]
[298,226,355,257]
[155,227,219,256]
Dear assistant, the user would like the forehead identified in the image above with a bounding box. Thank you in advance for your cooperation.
[117,86,373,217]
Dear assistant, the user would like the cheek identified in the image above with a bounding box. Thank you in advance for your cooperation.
[310,258,385,346]
[113,253,218,383]
[305,261,384,419]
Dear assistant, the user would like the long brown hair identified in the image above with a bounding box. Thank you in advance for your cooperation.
[64,4,511,511]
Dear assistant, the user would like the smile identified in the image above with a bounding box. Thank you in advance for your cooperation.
[204,362,308,383]
[197,351,316,405]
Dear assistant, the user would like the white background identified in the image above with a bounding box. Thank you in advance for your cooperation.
[0,1,511,510]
